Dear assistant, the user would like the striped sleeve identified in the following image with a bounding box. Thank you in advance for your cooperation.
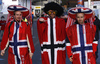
[66,34,72,58]
[0,23,10,50]
[92,25,98,55]
[26,24,35,53]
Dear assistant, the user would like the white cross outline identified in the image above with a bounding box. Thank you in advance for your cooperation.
[9,22,28,64]
[41,18,66,64]
[72,24,93,64]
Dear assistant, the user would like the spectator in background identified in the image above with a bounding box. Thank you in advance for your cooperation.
[92,11,100,59]
[32,9,34,21]
[0,16,6,40]
[63,5,68,15]
[61,5,68,22]
[35,10,40,17]
[22,17,28,22]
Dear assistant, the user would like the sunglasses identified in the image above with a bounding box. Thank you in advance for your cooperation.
[47,11,57,15]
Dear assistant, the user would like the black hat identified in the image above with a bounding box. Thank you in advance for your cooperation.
[43,2,64,17]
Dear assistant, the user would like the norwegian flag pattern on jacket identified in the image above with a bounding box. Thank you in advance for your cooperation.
[66,23,97,64]
[0,21,35,64]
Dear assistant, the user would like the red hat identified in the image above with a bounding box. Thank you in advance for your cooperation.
[68,7,93,20]
[66,7,94,30]
[7,5,29,17]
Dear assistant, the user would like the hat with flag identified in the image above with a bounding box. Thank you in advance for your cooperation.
[68,7,93,20]
[66,7,94,31]
[7,5,29,17]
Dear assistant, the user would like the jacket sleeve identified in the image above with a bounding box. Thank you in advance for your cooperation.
[61,18,66,40]
[92,25,98,56]
[37,17,46,44]
[66,27,73,58]
[26,24,35,53]
[0,23,10,51]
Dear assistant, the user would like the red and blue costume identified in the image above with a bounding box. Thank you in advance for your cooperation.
[1,21,35,64]
[0,5,35,64]
[66,7,97,64]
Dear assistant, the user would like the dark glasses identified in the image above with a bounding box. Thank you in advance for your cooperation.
[47,11,57,15]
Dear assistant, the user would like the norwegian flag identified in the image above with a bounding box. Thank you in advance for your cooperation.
[66,7,94,29]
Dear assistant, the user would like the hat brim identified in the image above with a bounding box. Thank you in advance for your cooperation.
[43,2,64,17]
[68,7,93,20]
[7,5,29,17]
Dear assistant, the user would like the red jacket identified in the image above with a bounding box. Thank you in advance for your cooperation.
[0,21,35,64]
[37,17,66,64]
[66,23,97,64]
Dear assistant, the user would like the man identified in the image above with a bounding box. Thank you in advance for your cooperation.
[37,2,66,64]
[85,11,100,59]
[87,11,100,59]
[0,5,35,64]
[66,7,97,64]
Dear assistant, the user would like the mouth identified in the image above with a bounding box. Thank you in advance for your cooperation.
[79,20,82,22]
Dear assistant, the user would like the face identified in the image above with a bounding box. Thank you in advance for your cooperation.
[48,10,56,18]
[76,13,85,24]
[14,11,22,22]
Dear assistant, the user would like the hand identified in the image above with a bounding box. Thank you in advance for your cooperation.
[29,53,33,59]
[69,56,73,62]
[39,18,46,22]
[64,15,68,18]
[61,15,68,19]
[1,50,5,56]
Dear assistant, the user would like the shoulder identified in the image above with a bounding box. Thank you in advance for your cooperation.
[85,23,96,30]
[70,24,76,28]
[38,17,47,20]
[85,23,90,25]
[21,21,25,24]
[85,23,93,27]
[6,21,14,26]
[56,17,65,23]
[21,21,29,26]
[67,24,76,30]
[56,17,65,21]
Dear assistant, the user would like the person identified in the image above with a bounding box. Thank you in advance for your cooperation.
[92,11,100,59]
[37,2,66,64]
[32,9,34,21]
[66,7,97,64]
[22,17,28,22]
[35,10,40,17]
[0,16,6,40]
[0,5,35,64]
